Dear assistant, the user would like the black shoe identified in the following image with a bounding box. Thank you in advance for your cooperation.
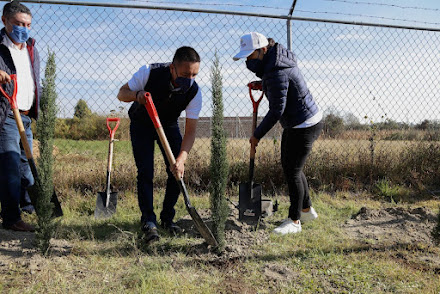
[161,220,182,235]
[142,222,160,243]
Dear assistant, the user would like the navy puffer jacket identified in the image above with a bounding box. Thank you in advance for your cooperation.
[254,43,319,139]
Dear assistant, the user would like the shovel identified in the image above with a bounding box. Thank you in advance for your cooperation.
[239,81,264,220]
[0,74,63,217]
[94,117,120,219]
[143,92,218,247]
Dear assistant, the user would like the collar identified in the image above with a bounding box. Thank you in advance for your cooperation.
[1,32,26,51]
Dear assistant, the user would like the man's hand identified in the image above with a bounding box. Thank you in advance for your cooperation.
[249,136,260,153]
[171,152,187,179]
[135,90,147,105]
[0,71,11,84]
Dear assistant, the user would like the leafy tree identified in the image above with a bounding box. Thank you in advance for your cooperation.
[35,49,57,254]
[324,112,344,138]
[209,52,229,252]
[343,113,362,130]
[73,99,91,118]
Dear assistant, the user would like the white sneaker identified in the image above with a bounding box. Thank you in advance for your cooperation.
[300,207,318,222]
[273,218,301,235]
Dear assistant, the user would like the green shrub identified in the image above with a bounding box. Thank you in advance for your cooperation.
[209,52,229,251]
[35,49,57,254]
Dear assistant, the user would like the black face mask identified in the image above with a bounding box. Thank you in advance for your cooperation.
[246,59,264,77]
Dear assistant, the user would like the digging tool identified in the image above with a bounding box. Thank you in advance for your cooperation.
[143,92,218,247]
[239,81,264,220]
[0,74,63,217]
[94,117,120,219]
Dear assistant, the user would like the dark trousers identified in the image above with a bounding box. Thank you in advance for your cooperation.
[130,121,182,225]
[281,121,323,221]
[0,113,34,226]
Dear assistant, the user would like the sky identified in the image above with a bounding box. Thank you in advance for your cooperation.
[15,0,440,123]
[123,0,440,28]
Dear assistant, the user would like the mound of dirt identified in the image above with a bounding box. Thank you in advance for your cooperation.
[343,206,437,245]
[176,203,271,258]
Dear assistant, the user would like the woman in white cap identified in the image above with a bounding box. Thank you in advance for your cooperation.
[233,32,324,235]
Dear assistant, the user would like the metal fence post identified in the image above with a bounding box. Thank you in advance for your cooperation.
[286,0,297,50]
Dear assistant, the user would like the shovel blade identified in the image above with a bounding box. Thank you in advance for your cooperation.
[239,182,262,220]
[50,190,64,217]
[94,191,118,219]
[27,179,63,218]
[187,206,218,247]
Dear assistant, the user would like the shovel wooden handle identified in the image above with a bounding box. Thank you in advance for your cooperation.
[0,75,33,160]
[143,93,176,170]
[143,92,218,247]
[1,74,63,217]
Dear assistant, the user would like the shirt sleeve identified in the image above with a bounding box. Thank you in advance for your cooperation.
[127,64,151,91]
[185,87,202,119]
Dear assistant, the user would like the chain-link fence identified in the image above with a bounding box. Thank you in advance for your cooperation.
[16,1,440,192]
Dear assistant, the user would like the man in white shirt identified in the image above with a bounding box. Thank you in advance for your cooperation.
[0,1,41,232]
[118,46,202,242]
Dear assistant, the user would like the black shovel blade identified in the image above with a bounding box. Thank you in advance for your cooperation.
[94,191,118,219]
[27,158,63,218]
[187,205,218,247]
[177,179,218,247]
[50,190,63,217]
[239,182,262,220]
[27,179,63,218]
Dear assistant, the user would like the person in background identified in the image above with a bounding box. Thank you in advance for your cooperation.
[0,1,41,232]
[233,32,324,235]
[117,46,202,242]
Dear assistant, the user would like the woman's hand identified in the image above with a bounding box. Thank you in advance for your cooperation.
[249,136,260,153]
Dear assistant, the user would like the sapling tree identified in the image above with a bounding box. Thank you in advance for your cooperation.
[35,49,57,255]
[209,52,229,251]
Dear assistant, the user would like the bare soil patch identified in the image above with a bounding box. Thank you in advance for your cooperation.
[0,229,72,274]
[342,206,440,271]
[343,206,436,245]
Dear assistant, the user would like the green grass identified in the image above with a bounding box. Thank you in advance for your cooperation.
[5,138,437,293]
[2,189,440,293]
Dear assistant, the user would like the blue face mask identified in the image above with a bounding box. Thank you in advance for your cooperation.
[9,25,30,44]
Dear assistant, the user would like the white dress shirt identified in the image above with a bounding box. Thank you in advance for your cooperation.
[2,35,35,111]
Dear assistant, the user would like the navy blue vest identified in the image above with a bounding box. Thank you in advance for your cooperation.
[128,62,199,127]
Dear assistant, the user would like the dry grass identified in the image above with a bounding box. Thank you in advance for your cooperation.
[50,137,440,198]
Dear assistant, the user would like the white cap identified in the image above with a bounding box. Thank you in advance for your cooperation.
[233,32,269,61]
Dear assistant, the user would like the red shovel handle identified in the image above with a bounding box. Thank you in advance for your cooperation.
[106,117,120,139]
[248,80,264,113]
[143,92,162,129]
[0,74,18,109]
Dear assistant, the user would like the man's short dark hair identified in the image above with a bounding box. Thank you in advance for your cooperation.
[3,1,32,19]
[173,46,200,64]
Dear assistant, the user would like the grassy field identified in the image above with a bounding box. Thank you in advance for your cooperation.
[1,138,440,293]
[1,189,440,293]
[51,137,440,196]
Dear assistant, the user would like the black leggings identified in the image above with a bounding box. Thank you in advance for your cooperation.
[281,121,323,221]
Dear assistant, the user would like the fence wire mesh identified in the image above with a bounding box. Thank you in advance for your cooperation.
[22,2,440,192]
